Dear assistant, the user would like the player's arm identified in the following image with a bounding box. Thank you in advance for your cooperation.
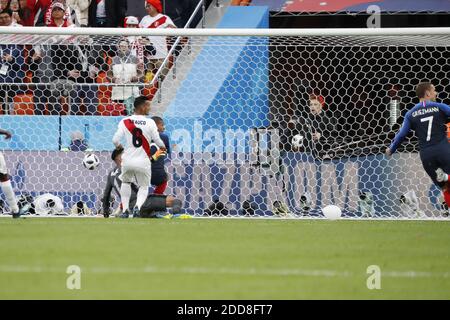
[149,143,166,162]
[386,113,412,156]
[162,134,171,155]
[112,122,125,148]
[149,122,167,150]
[0,129,12,140]
[437,102,450,117]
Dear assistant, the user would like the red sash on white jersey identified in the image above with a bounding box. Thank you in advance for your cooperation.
[145,16,167,29]
[123,119,152,158]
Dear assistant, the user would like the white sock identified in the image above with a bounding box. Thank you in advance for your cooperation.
[136,187,149,210]
[120,183,132,212]
[1,180,19,213]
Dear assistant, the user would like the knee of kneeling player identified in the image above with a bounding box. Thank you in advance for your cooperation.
[0,173,9,182]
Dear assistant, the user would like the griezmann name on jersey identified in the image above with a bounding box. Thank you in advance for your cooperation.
[390,101,450,153]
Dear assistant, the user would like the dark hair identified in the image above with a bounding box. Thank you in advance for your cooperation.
[134,96,149,110]
[0,9,13,17]
[152,116,163,125]
[111,146,124,161]
[416,82,433,99]
[118,37,130,46]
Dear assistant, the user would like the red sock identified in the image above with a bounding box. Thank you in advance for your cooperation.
[444,184,450,207]
[153,181,168,195]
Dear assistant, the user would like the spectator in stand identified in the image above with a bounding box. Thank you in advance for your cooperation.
[125,16,144,64]
[0,6,21,26]
[8,0,20,23]
[66,40,104,115]
[12,0,34,26]
[88,0,126,28]
[39,0,72,26]
[139,0,176,80]
[66,0,91,27]
[108,38,143,115]
[12,0,51,27]
[29,2,73,115]
[124,15,156,70]
[69,130,89,151]
[0,9,25,114]
[0,0,8,10]
[31,2,103,116]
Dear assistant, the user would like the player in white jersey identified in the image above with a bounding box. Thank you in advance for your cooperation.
[0,128,21,218]
[112,96,166,217]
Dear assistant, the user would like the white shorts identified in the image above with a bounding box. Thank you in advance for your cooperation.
[0,152,7,175]
[120,159,151,188]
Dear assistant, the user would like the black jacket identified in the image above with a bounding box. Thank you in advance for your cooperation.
[102,167,138,215]
[88,0,127,27]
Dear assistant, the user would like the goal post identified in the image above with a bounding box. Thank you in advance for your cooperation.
[0,27,449,219]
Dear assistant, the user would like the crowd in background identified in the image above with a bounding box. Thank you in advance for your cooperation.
[0,0,183,116]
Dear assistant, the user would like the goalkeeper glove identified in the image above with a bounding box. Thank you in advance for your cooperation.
[151,149,167,162]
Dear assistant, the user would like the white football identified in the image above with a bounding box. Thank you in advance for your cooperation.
[83,153,100,170]
[292,134,304,149]
[322,205,342,220]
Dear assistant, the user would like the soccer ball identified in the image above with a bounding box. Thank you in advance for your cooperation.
[83,153,100,170]
[292,134,304,149]
[322,205,342,220]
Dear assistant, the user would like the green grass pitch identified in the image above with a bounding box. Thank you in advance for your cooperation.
[0,218,449,299]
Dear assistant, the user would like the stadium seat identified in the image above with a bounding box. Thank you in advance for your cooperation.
[98,103,126,116]
[13,94,35,115]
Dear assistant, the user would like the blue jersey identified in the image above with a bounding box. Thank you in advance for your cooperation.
[150,132,170,175]
[389,101,450,153]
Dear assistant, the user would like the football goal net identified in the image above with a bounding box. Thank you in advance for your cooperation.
[0,27,449,219]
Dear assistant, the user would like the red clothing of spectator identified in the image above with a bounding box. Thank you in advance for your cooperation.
[19,0,51,26]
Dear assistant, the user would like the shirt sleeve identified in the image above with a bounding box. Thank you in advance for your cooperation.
[437,103,450,117]
[112,120,125,147]
[389,113,412,154]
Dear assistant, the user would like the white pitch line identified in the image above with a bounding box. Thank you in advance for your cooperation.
[0,265,448,279]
